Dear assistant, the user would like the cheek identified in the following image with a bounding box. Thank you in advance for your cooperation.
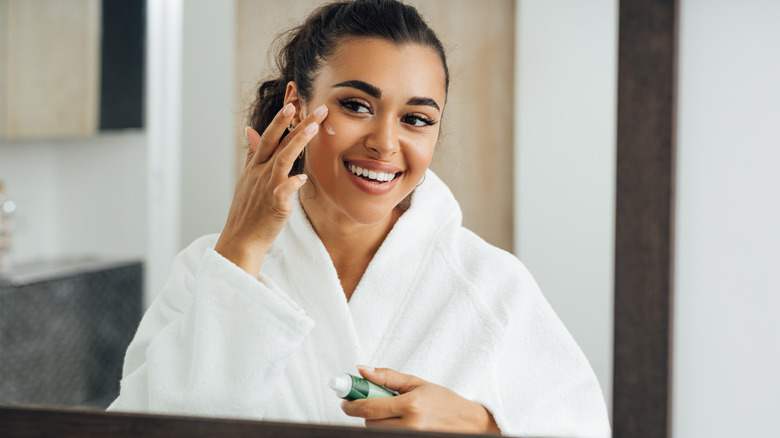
[307,116,361,161]
[320,114,362,141]
[407,137,437,171]
[306,123,350,174]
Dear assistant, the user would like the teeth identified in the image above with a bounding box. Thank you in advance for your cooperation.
[348,163,396,182]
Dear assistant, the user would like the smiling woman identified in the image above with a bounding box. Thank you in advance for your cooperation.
[107,1,609,436]
[291,39,446,275]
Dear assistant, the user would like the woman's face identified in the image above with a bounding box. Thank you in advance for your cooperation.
[291,38,447,226]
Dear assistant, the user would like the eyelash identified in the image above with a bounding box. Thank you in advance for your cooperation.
[337,98,438,127]
[338,98,370,114]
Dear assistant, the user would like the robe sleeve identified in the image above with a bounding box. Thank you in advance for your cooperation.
[107,235,315,419]
[485,280,612,438]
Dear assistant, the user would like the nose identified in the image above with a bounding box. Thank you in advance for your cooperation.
[364,116,399,157]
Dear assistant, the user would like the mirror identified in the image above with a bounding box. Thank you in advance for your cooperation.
[2,0,671,436]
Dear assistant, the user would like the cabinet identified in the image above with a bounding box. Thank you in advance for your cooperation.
[0,258,142,408]
[0,0,101,139]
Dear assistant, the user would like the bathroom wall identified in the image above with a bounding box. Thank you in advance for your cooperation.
[145,0,236,303]
[673,0,780,436]
[179,0,235,248]
[514,0,618,413]
[0,143,58,262]
[0,132,147,266]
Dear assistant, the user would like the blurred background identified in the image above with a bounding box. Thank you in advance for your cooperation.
[0,1,778,437]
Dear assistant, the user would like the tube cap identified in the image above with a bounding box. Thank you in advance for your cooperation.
[329,374,351,398]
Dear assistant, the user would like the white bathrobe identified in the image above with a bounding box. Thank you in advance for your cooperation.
[109,171,610,437]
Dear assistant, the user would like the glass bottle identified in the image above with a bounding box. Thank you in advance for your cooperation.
[0,181,17,275]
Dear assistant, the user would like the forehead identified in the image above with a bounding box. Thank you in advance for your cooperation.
[316,38,447,104]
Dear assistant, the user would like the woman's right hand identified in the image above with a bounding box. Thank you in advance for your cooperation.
[214,103,328,277]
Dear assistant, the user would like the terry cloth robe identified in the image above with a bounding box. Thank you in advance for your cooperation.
[108,170,611,438]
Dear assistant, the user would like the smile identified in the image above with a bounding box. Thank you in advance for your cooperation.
[346,163,397,182]
[343,159,403,196]
[343,161,402,183]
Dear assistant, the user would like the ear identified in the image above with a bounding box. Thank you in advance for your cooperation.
[284,81,304,126]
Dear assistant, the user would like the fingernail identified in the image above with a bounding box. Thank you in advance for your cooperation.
[357,365,374,372]
[314,104,328,118]
[244,126,250,141]
[298,173,308,182]
[283,103,294,116]
[304,123,319,135]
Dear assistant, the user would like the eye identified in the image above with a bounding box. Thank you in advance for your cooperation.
[338,98,371,114]
[401,113,438,127]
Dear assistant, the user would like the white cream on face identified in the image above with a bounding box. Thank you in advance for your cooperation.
[324,123,336,135]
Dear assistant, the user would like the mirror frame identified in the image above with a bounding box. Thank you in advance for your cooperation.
[0,405,482,438]
[0,0,678,435]
[613,0,677,438]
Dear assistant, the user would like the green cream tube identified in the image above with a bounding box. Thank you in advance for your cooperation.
[329,373,399,401]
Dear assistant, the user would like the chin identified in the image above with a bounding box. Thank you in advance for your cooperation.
[304,168,418,226]
[340,198,401,225]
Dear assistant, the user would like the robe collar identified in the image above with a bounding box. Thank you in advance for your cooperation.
[277,169,462,365]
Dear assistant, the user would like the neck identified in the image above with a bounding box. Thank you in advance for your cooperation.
[299,192,401,301]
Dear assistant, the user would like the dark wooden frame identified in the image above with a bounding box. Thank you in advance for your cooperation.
[0,0,679,435]
[613,0,677,438]
[0,406,486,438]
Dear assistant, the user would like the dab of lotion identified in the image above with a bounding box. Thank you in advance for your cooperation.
[324,123,336,135]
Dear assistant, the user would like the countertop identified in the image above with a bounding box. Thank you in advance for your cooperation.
[0,257,142,289]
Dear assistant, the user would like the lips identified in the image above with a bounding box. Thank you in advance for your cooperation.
[343,159,403,183]
[343,159,403,195]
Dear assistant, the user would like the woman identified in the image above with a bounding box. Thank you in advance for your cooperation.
[110,0,610,436]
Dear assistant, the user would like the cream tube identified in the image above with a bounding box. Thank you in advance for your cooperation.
[329,373,399,400]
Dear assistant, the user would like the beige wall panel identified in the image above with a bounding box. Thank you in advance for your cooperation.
[0,0,8,138]
[407,0,515,252]
[4,0,100,139]
[235,0,325,170]
[236,0,514,251]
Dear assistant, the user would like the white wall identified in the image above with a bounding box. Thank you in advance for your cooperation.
[145,0,236,304]
[179,0,235,247]
[0,142,59,262]
[514,0,618,415]
[673,1,780,436]
[0,131,147,265]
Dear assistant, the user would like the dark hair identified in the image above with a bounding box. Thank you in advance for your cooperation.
[248,0,450,175]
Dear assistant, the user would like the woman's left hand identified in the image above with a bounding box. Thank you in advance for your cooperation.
[340,366,501,434]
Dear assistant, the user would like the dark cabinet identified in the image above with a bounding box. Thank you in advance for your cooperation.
[0,259,142,408]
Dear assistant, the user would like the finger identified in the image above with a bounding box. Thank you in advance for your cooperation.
[272,120,319,181]
[269,174,309,218]
[255,103,296,164]
[341,398,403,420]
[270,104,329,176]
[357,366,423,394]
[245,126,262,166]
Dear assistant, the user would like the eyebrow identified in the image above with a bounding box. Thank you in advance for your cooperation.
[333,80,381,98]
[332,80,441,111]
[406,96,440,111]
